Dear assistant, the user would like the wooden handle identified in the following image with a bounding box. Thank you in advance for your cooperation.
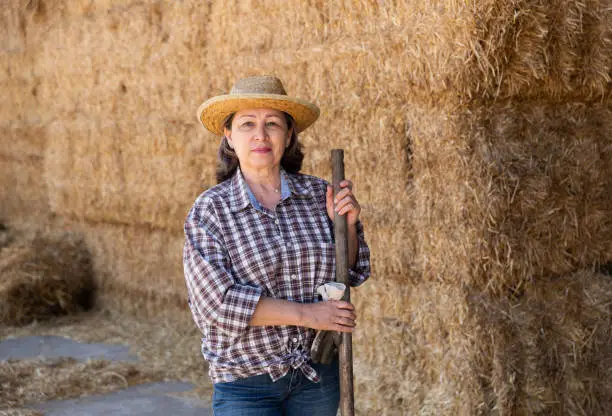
[331,149,355,416]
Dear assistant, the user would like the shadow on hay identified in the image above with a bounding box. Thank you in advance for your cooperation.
[0,223,96,326]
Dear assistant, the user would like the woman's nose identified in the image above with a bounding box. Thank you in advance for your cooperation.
[253,123,267,140]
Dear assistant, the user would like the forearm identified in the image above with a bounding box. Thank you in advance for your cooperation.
[249,296,356,332]
[249,297,304,327]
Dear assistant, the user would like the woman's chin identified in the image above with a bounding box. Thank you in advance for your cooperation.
[244,157,280,170]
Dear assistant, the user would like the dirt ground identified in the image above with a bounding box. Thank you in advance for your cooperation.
[0,307,213,415]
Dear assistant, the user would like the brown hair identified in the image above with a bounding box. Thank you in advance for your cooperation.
[215,112,304,183]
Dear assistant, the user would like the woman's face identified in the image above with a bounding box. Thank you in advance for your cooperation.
[225,108,292,173]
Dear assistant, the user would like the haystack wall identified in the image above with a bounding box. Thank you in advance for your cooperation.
[0,158,49,222]
[79,221,188,311]
[44,116,213,230]
[412,101,612,294]
[2,0,611,414]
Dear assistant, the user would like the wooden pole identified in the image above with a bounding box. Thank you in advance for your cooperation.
[331,149,355,416]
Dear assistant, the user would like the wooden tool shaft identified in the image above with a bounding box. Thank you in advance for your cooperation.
[331,149,355,416]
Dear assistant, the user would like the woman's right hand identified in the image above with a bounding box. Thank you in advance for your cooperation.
[300,301,356,333]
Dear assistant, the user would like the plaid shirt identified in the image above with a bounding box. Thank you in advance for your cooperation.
[183,168,370,384]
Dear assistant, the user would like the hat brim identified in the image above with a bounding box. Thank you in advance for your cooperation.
[197,93,320,136]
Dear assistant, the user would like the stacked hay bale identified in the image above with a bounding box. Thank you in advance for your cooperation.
[469,271,612,415]
[1,0,611,414]
[0,226,95,325]
[368,2,612,414]
[1,1,213,318]
[0,3,49,225]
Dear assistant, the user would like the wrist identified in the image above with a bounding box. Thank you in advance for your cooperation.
[294,302,304,327]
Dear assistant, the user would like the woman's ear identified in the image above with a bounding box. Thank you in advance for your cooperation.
[224,127,233,148]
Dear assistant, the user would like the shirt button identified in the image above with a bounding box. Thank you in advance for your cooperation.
[275,219,279,224]
[292,337,298,343]
[291,274,298,280]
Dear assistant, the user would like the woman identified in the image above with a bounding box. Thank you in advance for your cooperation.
[183,75,371,415]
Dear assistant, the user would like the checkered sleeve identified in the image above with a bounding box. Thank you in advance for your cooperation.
[183,202,262,340]
[348,220,371,287]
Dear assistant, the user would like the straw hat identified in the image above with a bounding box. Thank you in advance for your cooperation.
[197,75,320,136]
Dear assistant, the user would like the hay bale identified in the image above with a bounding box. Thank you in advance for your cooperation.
[207,0,483,102]
[0,158,49,224]
[0,78,41,123]
[469,270,612,415]
[0,50,37,85]
[0,223,13,249]
[0,2,26,53]
[353,270,612,415]
[17,1,213,230]
[353,278,482,415]
[411,101,612,294]
[34,1,208,122]
[44,116,210,231]
[76,222,188,320]
[207,0,611,103]
[0,231,95,325]
[0,122,49,225]
[0,123,46,161]
[206,0,466,102]
[470,0,612,100]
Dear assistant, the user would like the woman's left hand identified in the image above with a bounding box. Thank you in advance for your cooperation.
[326,180,361,226]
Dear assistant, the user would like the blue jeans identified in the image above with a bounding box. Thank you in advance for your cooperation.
[212,360,340,416]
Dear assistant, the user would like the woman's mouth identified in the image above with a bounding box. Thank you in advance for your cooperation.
[252,148,272,154]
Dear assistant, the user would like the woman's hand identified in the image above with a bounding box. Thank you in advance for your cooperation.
[300,300,356,333]
[326,180,361,226]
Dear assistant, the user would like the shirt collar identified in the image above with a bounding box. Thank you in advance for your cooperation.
[283,169,312,199]
[229,168,312,213]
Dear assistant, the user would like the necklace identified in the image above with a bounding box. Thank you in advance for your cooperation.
[253,184,280,199]
[262,183,280,194]
[244,176,281,197]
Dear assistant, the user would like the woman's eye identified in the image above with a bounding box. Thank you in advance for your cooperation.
[266,122,279,127]
[240,122,254,128]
